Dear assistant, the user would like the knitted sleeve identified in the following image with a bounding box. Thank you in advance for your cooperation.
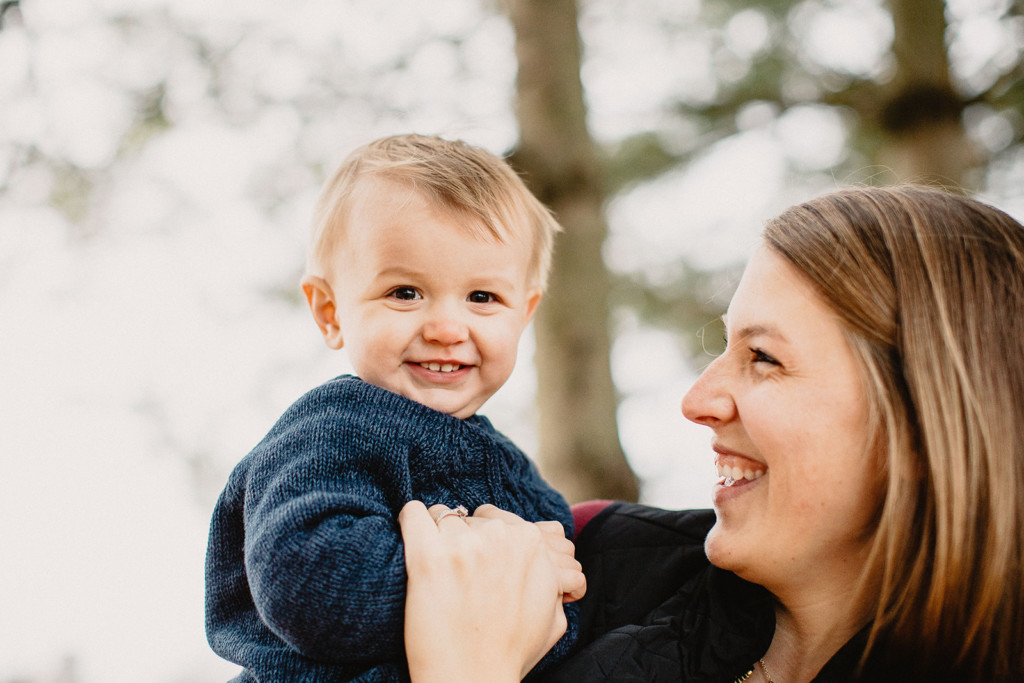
[241,384,416,664]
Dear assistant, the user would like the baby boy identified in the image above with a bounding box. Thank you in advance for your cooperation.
[205,134,577,682]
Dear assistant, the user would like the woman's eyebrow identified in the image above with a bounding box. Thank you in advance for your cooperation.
[723,316,789,344]
[741,324,785,339]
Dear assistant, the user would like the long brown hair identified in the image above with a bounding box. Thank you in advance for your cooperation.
[763,185,1024,679]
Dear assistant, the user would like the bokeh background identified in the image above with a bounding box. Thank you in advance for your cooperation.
[2,0,1022,680]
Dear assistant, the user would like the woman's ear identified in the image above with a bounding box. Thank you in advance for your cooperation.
[301,276,344,349]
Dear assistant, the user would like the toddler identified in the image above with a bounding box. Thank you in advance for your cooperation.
[205,134,577,682]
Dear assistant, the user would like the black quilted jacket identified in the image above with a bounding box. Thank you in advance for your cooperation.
[540,502,971,682]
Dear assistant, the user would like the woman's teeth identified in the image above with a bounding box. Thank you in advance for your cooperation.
[717,464,765,484]
[420,362,461,372]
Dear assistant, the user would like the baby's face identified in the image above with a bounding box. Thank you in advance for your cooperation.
[323,178,541,418]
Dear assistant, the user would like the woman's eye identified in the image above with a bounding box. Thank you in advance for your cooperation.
[468,291,497,304]
[390,287,421,301]
[750,347,779,366]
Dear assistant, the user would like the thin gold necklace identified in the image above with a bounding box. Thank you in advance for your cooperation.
[733,667,755,683]
[733,659,775,683]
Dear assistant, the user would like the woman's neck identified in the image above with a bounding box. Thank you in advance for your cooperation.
[759,583,872,683]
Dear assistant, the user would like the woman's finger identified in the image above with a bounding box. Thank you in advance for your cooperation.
[535,519,566,536]
[534,519,585,602]
[472,505,586,603]
[400,500,567,682]
[538,537,586,604]
[399,501,439,546]
[557,566,587,603]
[429,503,471,530]
[472,503,522,522]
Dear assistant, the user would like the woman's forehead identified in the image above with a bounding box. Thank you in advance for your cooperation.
[726,247,843,340]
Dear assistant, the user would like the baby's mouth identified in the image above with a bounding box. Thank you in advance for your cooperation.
[418,362,465,373]
[717,464,766,487]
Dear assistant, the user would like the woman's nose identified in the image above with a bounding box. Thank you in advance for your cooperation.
[681,356,735,426]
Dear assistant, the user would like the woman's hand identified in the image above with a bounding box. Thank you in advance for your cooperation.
[475,504,586,604]
[399,501,582,683]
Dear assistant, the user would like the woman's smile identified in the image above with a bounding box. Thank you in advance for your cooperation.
[716,465,765,485]
[713,446,767,488]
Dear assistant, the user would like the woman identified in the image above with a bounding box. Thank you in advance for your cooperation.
[399,186,1024,682]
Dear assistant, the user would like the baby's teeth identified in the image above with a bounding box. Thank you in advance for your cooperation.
[420,362,459,372]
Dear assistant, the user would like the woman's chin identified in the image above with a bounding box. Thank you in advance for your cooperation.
[704,521,763,579]
[703,524,738,570]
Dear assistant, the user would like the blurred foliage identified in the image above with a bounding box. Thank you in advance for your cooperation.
[611,261,742,361]
[595,0,1024,363]
[3,0,1023,376]
[49,163,95,226]
[0,0,21,30]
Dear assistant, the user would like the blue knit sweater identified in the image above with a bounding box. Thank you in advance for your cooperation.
[205,375,576,682]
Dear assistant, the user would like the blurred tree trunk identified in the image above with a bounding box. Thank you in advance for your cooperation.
[503,0,639,504]
[878,0,976,187]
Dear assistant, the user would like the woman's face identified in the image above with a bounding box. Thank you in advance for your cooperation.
[682,245,881,595]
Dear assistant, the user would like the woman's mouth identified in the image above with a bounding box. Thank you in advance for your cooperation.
[716,463,766,487]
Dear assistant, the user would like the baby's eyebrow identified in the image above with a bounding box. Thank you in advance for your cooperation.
[468,277,516,291]
[375,266,422,280]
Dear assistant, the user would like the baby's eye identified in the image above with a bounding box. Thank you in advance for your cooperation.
[467,290,497,304]
[389,286,421,301]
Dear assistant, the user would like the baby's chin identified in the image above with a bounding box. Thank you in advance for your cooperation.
[362,366,498,418]
[400,384,485,419]
[417,394,481,419]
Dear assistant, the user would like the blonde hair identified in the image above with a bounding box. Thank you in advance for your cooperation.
[306,134,561,289]
[763,185,1024,679]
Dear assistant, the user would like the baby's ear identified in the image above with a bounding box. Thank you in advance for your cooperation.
[301,276,344,349]
[524,287,543,323]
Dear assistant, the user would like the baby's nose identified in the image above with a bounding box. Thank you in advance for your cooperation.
[422,312,469,345]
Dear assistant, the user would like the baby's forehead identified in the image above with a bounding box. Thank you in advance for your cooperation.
[349,174,530,244]
[319,172,544,287]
